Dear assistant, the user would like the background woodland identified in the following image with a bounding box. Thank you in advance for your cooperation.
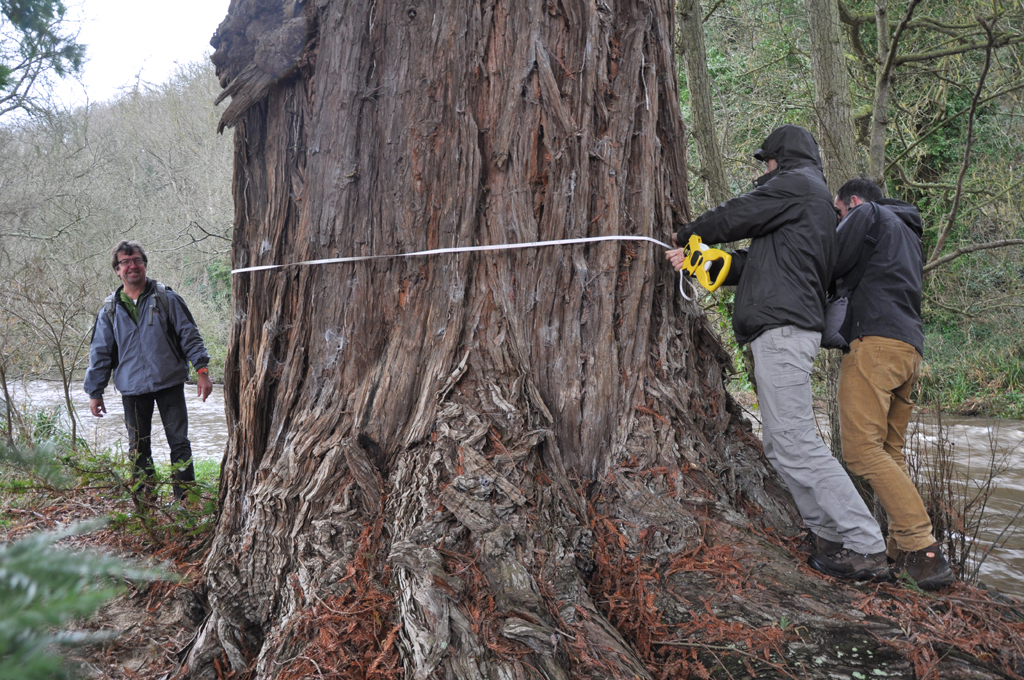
[2,1,1024,678]
[1,0,1023,419]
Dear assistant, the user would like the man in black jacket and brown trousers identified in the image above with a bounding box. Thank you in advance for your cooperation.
[667,125,889,581]
[831,177,953,590]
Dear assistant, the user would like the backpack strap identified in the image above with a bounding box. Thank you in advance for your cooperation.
[101,282,185,363]
[154,281,170,318]
[836,202,883,297]
[93,291,121,371]
[152,281,186,362]
[104,285,164,325]
[103,291,119,326]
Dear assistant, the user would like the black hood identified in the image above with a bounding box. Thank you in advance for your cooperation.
[753,125,823,172]
[878,198,923,237]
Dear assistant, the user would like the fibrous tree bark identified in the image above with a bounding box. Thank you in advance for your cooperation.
[182,1,1018,679]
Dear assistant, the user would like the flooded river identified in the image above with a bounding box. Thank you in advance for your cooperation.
[5,380,228,463]
[911,415,1024,598]
[5,381,1023,597]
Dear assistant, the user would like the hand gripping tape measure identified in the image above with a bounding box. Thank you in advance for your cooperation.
[679,234,732,293]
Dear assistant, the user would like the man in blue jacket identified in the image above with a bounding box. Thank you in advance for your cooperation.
[666,125,889,581]
[84,241,212,502]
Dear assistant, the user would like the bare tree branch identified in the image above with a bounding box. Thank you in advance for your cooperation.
[880,0,921,85]
[839,6,996,33]
[924,239,1024,273]
[0,0,85,118]
[885,80,1024,173]
[895,33,1024,66]
[702,0,726,22]
[927,22,996,267]
[868,0,923,182]
[965,175,1024,216]
[892,163,994,194]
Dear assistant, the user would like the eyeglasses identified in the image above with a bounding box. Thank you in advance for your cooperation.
[118,257,145,268]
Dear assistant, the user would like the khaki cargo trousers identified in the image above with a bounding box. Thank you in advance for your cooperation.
[838,336,937,554]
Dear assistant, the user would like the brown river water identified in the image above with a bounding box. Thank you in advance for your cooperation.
[910,414,1024,598]
[7,381,1023,597]
[6,380,229,465]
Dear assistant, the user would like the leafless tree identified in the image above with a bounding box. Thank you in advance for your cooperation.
[676,0,731,206]
[6,256,100,450]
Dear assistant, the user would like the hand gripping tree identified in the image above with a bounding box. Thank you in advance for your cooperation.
[183,1,967,678]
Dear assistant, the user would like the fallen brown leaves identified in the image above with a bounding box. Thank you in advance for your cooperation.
[278,524,402,680]
[587,508,799,679]
[5,475,1022,680]
[856,582,1024,679]
[275,526,541,680]
[0,484,213,680]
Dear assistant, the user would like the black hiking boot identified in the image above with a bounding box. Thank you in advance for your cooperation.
[795,529,843,556]
[894,543,954,591]
[808,548,891,582]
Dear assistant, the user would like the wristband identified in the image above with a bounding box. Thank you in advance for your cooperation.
[197,367,209,375]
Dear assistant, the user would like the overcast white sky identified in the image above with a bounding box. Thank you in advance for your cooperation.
[51,0,231,107]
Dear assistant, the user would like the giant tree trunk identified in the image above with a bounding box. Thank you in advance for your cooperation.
[182,2,1002,679]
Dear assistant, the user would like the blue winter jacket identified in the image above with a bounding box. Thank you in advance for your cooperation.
[83,279,210,398]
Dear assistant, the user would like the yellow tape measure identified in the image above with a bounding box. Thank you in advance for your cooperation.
[679,234,732,292]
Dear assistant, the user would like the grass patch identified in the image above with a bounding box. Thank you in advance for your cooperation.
[1,406,221,553]
[919,321,1024,419]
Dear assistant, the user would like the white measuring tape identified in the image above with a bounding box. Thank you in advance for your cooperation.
[230,235,699,300]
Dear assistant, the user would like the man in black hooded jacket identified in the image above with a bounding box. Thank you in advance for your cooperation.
[667,125,889,581]
[826,177,953,590]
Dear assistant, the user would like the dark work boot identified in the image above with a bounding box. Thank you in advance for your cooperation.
[808,548,891,582]
[795,529,843,556]
[895,543,954,591]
